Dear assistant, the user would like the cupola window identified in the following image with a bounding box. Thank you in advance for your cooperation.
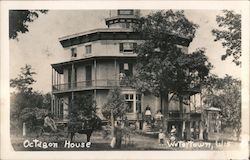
[118,10,134,15]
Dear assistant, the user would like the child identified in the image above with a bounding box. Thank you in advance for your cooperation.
[158,129,165,146]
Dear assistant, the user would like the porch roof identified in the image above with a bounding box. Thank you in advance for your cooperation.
[51,55,137,74]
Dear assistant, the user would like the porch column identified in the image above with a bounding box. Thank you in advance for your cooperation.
[56,72,59,86]
[54,96,58,118]
[51,68,54,116]
[58,74,61,90]
[94,60,97,109]
[71,63,75,89]
[57,98,60,119]
[114,58,117,82]
[54,69,56,87]
[70,91,74,115]
[51,68,54,87]
[94,59,97,86]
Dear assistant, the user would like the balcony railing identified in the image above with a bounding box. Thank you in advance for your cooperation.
[52,79,132,92]
[167,112,191,121]
[166,111,202,121]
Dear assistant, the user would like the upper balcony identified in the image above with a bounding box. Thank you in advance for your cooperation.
[52,79,132,94]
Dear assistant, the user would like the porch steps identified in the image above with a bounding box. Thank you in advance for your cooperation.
[143,124,152,133]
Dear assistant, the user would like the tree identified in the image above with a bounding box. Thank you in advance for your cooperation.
[212,10,241,66]
[9,10,48,39]
[10,90,46,134]
[101,87,128,136]
[203,75,241,140]
[19,107,48,132]
[10,64,36,93]
[10,65,51,134]
[134,10,212,118]
[70,93,97,121]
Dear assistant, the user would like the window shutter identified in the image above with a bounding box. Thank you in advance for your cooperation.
[129,63,133,76]
[119,43,123,53]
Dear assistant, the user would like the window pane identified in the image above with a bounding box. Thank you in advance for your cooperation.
[85,45,91,54]
[124,63,133,76]
[136,94,141,100]
[118,10,134,15]
[127,101,134,113]
[121,23,130,29]
[123,43,133,52]
[71,48,77,57]
[125,94,129,100]
[119,43,123,52]
[124,63,129,70]
[129,94,134,100]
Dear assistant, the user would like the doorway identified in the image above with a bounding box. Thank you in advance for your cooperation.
[86,65,92,87]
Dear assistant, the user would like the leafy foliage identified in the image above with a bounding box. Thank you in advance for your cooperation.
[10,64,36,93]
[9,10,48,39]
[134,10,199,40]
[101,87,128,120]
[203,75,241,139]
[212,10,241,66]
[134,10,212,101]
[10,65,51,134]
[70,93,97,121]
[19,107,48,131]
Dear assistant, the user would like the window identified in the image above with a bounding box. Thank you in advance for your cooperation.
[124,63,129,70]
[59,99,64,119]
[85,45,92,54]
[119,42,137,53]
[86,65,92,86]
[118,10,134,15]
[71,48,77,57]
[119,63,133,77]
[121,23,130,29]
[124,93,142,113]
[125,94,134,113]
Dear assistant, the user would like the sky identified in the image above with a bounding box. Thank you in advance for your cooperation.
[9,10,241,93]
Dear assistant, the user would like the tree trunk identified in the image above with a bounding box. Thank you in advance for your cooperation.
[179,95,184,139]
[162,93,169,132]
[111,109,114,137]
[179,96,183,115]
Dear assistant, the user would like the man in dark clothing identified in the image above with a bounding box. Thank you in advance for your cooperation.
[203,125,208,141]
[114,122,123,149]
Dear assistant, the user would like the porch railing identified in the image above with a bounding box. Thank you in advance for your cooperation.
[167,112,192,121]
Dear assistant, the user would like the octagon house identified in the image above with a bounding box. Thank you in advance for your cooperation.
[51,10,202,138]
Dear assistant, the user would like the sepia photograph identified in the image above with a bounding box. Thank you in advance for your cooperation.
[1,1,249,160]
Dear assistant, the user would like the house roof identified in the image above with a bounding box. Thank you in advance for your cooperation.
[58,28,192,48]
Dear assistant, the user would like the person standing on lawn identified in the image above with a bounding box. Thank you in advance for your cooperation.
[114,122,123,149]
[144,105,152,123]
[158,129,165,146]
